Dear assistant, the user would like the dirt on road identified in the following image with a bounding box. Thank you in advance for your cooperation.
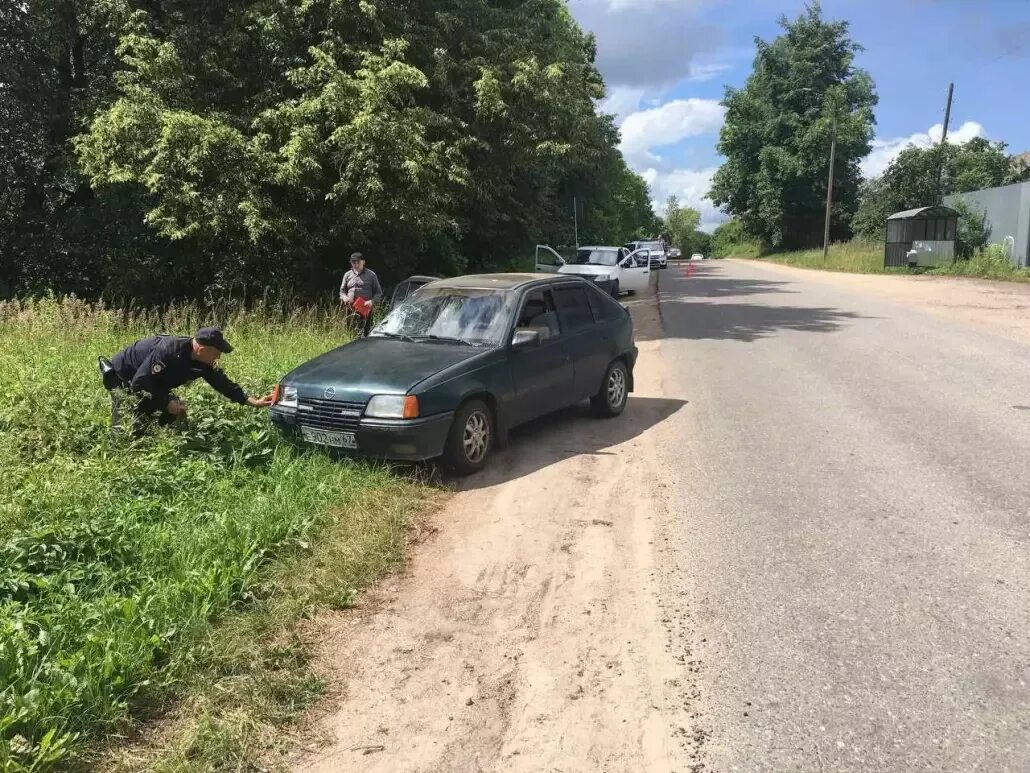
[746,259,1030,345]
[291,288,700,773]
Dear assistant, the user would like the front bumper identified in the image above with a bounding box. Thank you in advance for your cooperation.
[271,407,454,461]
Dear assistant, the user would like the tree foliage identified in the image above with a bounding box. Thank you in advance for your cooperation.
[852,137,1030,241]
[662,196,701,251]
[709,2,877,250]
[1,0,655,302]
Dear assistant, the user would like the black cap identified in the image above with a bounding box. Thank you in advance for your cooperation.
[195,327,233,353]
[350,252,364,263]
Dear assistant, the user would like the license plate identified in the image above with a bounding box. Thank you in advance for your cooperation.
[301,426,358,449]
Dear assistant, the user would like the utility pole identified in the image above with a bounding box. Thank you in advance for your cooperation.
[822,109,837,260]
[936,82,954,203]
[573,195,580,248]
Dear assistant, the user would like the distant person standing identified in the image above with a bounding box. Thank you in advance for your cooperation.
[339,252,383,336]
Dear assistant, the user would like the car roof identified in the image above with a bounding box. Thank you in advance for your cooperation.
[578,245,619,251]
[431,273,577,291]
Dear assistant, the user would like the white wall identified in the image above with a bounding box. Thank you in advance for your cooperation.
[944,181,1030,267]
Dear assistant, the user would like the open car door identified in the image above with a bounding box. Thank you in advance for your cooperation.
[535,244,565,274]
[619,249,651,293]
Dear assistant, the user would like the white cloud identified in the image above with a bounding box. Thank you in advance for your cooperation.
[642,166,726,231]
[598,87,646,124]
[861,121,986,178]
[569,0,722,89]
[618,98,725,166]
[686,62,731,82]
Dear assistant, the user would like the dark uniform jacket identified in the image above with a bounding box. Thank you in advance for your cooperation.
[111,335,248,411]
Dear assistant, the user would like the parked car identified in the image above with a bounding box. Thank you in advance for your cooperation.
[271,274,637,474]
[534,244,651,296]
[668,248,682,259]
[690,253,704,261]
[625,240,668,269]
[388,275,440,309]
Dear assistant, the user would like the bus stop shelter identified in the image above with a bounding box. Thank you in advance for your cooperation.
[884,205,958,267]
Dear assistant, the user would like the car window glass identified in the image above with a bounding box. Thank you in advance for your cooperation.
[374,288,516,345]
[573,249,619,267]
[553,285,595,333]
[516,290,560,341]
[585,285,624,321]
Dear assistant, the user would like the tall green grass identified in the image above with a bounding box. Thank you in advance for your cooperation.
[0,296,429,770]
[932,244,1030,282]
[754,240,885,273]
[714,240,762,259]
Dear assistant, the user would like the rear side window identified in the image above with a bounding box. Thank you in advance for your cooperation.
[553,284,595,333]
[585,285,626,322]
[516,289,561,340]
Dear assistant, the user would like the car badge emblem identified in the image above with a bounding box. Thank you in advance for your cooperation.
[323,386,336,400]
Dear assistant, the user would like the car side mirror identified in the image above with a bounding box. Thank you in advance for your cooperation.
[511,329,541,349]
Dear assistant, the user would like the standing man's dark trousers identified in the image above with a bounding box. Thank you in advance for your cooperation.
[342,308,375,338]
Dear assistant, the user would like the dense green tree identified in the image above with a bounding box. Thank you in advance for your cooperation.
[709,2,877,250]
[662,196,701,253]
[853,137,1030,241]
[682,229,713,258]
[711,218,758,257]
[1,0,652,302]
[577,156,658,247]
[72,0,636,298]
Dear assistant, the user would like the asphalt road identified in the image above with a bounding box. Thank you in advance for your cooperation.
[654,260,1030,772]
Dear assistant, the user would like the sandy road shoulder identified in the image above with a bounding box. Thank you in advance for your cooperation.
[291,280,695,773]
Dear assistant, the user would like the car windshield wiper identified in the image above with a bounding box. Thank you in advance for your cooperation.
[372,331,417,342]
[413,334,485,347]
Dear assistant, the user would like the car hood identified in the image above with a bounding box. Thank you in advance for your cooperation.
[558,264,615,280]
[282,337,490,402]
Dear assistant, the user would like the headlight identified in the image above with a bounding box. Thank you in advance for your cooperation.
[278,385,298,408]
[366,394,420,419]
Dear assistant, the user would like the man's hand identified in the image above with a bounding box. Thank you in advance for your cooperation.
[247,393,275,408]
[167,398,188,416]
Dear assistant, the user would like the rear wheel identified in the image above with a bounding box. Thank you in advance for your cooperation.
[442,399,494,474]
[591,360,629,418]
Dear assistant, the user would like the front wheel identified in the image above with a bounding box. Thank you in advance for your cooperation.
[591,360,629,418]
[442,399,494,474]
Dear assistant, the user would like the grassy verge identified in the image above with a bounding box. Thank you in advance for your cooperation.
[740,241,1030,283]
[0,296,438,771]
[932,244,1030,282]
[745,240,885,273]
[715,240,762,259]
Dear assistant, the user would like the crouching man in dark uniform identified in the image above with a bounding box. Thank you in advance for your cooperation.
[101,327,273,432]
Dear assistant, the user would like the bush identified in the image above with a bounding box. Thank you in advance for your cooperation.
[712,219,762,258]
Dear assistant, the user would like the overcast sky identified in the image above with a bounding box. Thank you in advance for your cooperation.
[568,0,1030,230]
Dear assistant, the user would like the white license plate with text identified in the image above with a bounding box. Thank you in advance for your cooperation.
[301,427,358,449]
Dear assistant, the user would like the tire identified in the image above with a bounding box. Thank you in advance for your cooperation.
[442,399,494,474]
[610,280,620,298]
[591,360,629,418]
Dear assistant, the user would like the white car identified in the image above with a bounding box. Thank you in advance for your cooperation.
[668,248,682,260]
[690,253,704,261]
[535,244,651,296]
[625,240,668,269]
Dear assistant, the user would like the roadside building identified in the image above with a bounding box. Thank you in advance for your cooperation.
[944,181,1030,267]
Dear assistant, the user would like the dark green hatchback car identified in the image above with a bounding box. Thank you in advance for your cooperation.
[270,273,637,473]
